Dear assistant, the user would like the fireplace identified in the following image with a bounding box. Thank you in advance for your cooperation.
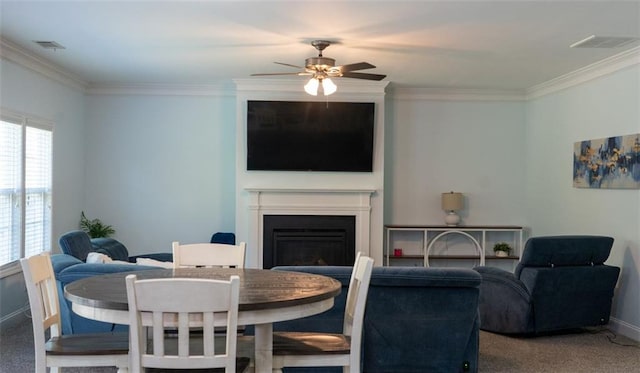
[263,215,356,269]
[243,188,376,268]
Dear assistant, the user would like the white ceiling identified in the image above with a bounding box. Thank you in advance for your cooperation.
[1,1,639,91]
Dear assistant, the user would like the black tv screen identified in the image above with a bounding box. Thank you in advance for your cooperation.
[247,101,375,172]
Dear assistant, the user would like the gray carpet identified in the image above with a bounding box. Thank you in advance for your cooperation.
[1,313,638,372]
[479,327,640,372]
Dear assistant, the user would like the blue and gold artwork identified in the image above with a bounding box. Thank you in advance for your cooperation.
[573,133,640,189]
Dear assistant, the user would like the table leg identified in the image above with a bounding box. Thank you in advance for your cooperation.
[254,323,273,373]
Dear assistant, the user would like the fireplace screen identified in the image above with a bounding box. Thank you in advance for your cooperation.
[263,215,356,269]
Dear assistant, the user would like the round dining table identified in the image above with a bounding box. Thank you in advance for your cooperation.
[64,267,342,373]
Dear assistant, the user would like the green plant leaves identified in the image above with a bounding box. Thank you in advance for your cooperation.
[80,211,115,238]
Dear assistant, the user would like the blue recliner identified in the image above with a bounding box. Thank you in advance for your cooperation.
[474,235,620,335]
[269,266,481,373]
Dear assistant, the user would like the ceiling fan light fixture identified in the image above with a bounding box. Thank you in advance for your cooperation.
[252,40,385,89]
[304,77,319,96]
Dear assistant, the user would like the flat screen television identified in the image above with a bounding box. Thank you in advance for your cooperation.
[247,100,375,172]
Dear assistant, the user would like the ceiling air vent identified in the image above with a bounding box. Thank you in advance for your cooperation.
[570,35,639,48]
[33,40,66,50]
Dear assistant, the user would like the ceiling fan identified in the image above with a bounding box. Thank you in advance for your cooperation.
[251,40,386,95]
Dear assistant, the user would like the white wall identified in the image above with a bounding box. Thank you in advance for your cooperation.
[525,65,640,339]
[84,92,236,255]
[384,97,527,226]
[0,59,85,322]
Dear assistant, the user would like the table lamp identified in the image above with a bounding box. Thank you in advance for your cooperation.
[442,192,463,226]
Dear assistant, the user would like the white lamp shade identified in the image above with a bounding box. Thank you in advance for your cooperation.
[322,78,337,95]
[442,192,463,211]
[304,78,319,96]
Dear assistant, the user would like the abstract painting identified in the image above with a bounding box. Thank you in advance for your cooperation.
[573,133,640,189]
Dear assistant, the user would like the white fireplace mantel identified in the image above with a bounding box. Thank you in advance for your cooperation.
[246,188,375,268]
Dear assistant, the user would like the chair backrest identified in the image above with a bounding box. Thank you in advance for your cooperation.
[21,252,62,371]
[58,230,94,261]
[211,232,236,245]
[342,252,374,359]
[515,235,614,276]
[126,274,241,372]
[172,241,246,269]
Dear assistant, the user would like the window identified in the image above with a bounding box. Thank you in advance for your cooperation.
[0,111,53,269]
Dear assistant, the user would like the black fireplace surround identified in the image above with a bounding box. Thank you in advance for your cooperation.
[262,215,356,269]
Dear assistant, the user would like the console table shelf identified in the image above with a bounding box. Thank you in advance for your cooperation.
[384,225,524,270]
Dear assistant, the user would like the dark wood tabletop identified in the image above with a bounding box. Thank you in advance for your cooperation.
[64,268,342,312]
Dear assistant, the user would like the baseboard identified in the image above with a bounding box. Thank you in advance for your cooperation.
[608,317,640,342]
[0,306,30,331]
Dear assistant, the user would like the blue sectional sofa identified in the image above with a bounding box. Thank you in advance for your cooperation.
[51,253,159,335]
[269,265,482,373]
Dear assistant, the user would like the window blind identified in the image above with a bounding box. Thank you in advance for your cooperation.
[0,113,52,267]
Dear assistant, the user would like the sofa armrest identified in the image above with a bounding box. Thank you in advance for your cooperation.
[473,266,534,334]
[51,254,83,275]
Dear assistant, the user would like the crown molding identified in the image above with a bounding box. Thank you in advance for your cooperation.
[0,37,87,91]
[526,47,640,100]
[85,83,235,96]
[388,86,526,102]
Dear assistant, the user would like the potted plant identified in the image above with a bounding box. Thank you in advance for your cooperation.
[80,211,115,238]
[493,242,512,257]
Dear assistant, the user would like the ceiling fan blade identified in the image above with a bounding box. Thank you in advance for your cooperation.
[250,72,310,76]
[341,72,386,81]
[337,62,376,72]
[274,62,305,69]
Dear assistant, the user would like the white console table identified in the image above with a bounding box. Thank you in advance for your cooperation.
[384,225,524,270]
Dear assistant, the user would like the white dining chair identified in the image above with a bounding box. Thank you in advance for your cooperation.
[239,252,374,373]
[20,252,129,373]
[172,241,246,269]
[125,273,249,372]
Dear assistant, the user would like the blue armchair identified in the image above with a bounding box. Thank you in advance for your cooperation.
[474,235,620,335]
